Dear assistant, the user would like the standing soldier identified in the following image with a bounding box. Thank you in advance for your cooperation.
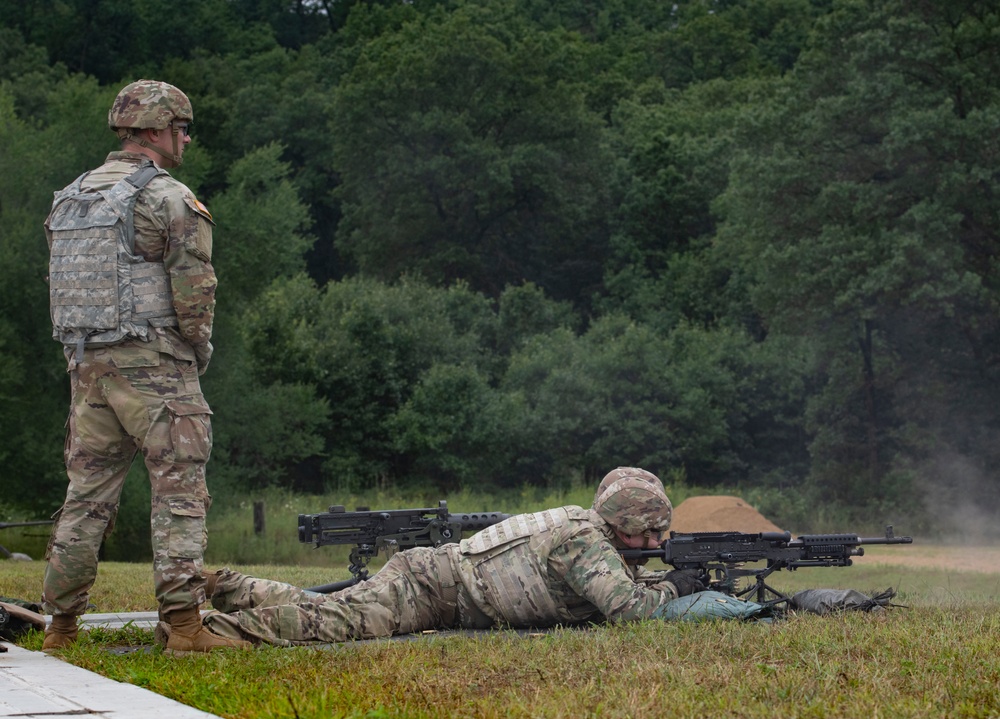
[41,79,248,655]
[191,467,705,646]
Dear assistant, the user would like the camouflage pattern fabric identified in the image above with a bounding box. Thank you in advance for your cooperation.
[47,162,178,350]
[204,547,490,646]
[460,506,676,626]
[109,80,193,131]
[592,476,672,536]
[43,151,217,618]
[42,350,213,615]
[593,467,665,504]
[44,152,216,372]
[52,151,218,371]
[203,507,677,645]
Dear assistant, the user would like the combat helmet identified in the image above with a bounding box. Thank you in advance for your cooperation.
[593,467,672,536]
[108,79,193,165]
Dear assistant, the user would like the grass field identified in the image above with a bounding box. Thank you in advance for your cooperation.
[3,544,999,719]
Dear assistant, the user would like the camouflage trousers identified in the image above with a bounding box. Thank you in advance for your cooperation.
[204,547,496,646]
[43,348,213,616]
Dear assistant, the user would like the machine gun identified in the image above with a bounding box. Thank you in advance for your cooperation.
[621,526,913,606]
[298,501,511,592]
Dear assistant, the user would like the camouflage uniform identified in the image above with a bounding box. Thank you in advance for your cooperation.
[42,150,217,617]
[203,506,679,646]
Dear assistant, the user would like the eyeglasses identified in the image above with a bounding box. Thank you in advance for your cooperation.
[171,122,191,137]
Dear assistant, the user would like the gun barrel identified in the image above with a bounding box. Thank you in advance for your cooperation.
[0,520,53,530]
[447,511,512,531]
[858,535,913,545]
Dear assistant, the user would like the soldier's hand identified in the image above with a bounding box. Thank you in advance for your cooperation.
[194,341,214,376]
[663,569,706,598]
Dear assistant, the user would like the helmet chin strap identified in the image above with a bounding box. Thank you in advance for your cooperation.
[129,126,183,166]
[169,126,183,165]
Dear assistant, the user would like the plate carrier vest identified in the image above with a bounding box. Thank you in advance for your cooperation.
[48,161,179,360]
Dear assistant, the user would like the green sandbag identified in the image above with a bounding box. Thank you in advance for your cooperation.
[651,590,772,622]
[789,588,899,615]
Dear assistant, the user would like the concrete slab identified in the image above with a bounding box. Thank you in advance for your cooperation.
[77,610,160,630]
[0,641,220,718]
[1,610,562,719]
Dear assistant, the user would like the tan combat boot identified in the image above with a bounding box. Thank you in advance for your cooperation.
[154,571,225,648]
[162,607,250,656]
[203,569,222,601]
[42,614,79,652]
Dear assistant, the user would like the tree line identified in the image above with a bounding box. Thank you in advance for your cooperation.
[2,0,999,537]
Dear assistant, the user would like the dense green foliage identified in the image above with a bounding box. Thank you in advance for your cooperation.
[3,0,999,543]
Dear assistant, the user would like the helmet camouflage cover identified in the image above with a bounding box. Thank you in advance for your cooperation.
[594,466,664,505]
[108,79,193,132]
[593,467,672,536]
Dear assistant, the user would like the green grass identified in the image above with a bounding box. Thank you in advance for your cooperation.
[4,553,1000,719]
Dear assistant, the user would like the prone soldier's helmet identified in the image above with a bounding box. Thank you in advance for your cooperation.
[594,466,664,505]
[109,79,193,165]
[593,467,672,536]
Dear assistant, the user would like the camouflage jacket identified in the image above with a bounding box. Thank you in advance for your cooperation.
[45,151,217,371]
[456,505,677,628]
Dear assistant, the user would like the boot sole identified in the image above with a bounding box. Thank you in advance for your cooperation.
[153,621,171,648]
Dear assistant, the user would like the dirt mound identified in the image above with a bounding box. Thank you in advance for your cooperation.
[670,495,783,534]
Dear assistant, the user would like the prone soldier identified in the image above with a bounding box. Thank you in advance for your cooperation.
[189,467,705,646]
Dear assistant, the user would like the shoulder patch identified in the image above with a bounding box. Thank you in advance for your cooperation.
[184,194,215,225]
